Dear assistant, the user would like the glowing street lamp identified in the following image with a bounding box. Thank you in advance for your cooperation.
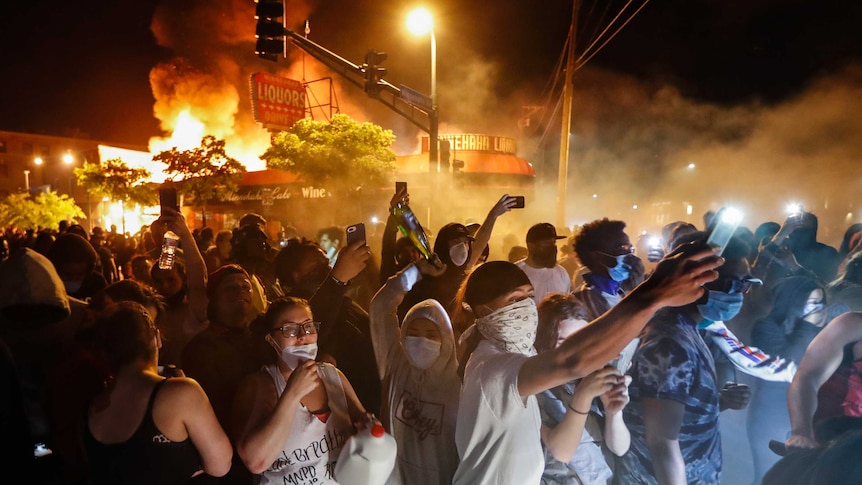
[34,157,43,166]
[406,7,439,172]
[63,152,74,164]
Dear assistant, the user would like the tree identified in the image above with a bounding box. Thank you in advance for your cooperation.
[153,135,246,227]
[74,157,156,233]
[261,113,396,197]
[0,191,85,231]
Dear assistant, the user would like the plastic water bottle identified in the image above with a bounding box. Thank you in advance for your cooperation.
[334,419,397,485]
[158,231,180,270]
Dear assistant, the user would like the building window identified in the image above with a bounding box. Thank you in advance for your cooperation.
[0,140,6,153]
[0,161,7,178]
[40,145,50,156]
[23,143,33,155]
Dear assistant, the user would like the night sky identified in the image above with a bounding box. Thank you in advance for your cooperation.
[2,0,860,145]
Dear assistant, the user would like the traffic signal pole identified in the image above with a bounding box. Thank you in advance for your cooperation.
[254,0,439,172]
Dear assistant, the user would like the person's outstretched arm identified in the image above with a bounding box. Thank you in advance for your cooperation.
[518,244,722,397]
[467,194,519,269]
[160,208,208,331]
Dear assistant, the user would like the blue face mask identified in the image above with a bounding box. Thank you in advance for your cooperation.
[697,290,744,322]
[607,254,631,282]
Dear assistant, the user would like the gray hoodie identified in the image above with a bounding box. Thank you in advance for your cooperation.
[369,264,461,485]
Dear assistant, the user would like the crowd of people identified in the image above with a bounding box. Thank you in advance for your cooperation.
[2,188,862,485]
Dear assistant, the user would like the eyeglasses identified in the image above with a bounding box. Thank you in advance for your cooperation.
[271,321,320,339]
[596,245,635,258]
[715,277,762,295]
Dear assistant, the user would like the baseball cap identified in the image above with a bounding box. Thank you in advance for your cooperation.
[526,223,566,243]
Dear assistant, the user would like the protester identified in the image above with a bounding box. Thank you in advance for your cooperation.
[785,311,862,450]
[83,301,232,483]
[534,293,631,484]
[368,256,460,484]
[516,223,571,303]
[274,237,382,415]
[46,233,108,301]
[399,194,519,326]
[451,242,723,485]
[747,275,827,484]
[615,234,752,485]
[571,218,645,321]
[232,296,369,484]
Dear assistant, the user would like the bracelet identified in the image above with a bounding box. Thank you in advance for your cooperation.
[568,403,589,415]
[330,275,349,286]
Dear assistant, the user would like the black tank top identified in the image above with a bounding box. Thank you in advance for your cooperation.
[84,378,203,484]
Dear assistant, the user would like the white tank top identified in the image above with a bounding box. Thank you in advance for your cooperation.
[259,363,354,485]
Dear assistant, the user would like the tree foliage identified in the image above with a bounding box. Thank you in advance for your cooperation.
[152,136,246,216]
[261,113,396,195]
[0,191,85,231]
[74,158,157,207]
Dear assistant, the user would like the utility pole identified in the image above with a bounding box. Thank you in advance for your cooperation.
[557,0,580,229]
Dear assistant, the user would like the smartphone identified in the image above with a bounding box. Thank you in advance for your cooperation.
[609,338,640,374]
[395,181,407,193]
[706,207,743,256]
[159,186,179,215]
[511,196,526,209]
[346,223,366,246]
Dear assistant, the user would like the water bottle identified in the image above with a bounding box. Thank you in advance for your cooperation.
[391,201,434,261]
[334,419,397,485]
[158,231,180,270]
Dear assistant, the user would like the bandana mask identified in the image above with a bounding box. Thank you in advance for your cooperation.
[476,298,538,356]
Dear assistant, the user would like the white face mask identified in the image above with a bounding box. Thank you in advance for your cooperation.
[449,242,469,267]
[403,336,441,370]
[476,298,539,356]
[270,340,318,370]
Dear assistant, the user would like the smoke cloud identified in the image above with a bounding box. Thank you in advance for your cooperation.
[144,0,862,249]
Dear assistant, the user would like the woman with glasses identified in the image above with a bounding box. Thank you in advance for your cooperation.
[83,301,232,483]
[746,275,828,485]
[232,296,370,484]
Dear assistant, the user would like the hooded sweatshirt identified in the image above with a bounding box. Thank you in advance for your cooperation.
[0,248,86,451]
[369,264,460,485]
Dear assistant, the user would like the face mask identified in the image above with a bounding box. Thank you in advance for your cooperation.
[534,245,558,268]
[64,280,83,294]
[449,242,469,267]
[270,340,318,370]
[403,336,441,370]
[606,254,631,282]
[476,298,539,356]
[697,290,744,322]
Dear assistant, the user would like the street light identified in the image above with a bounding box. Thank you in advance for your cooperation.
[406,7,438,173]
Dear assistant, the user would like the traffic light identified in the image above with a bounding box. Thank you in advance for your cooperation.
[439,139,451,172]
[255,0,285,62]
[363,50,388,93]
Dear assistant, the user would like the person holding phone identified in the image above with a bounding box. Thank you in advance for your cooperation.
[534,293,631,484]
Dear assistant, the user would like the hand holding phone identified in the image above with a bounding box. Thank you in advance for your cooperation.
[511,196,525,209]
[609,338,640,374]
[706,207,743,256]
[346,223,367,247]
[159,185,179,215]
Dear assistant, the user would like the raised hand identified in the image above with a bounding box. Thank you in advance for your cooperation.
[331,239,370,283]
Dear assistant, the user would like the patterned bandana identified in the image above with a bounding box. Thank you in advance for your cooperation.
[476,298,539,356]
